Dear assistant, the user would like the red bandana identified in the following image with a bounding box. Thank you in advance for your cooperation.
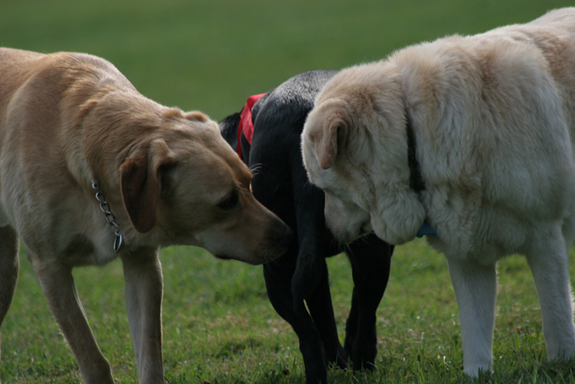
[237,93,265,158]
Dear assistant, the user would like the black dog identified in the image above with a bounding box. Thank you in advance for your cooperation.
[220,70,394,384]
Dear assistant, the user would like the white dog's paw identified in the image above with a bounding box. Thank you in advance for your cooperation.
[464,365,493,378]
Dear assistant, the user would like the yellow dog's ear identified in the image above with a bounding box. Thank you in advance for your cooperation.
[120,139,175,233]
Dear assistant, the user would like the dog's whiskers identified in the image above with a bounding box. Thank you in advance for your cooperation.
[249,163,263,176]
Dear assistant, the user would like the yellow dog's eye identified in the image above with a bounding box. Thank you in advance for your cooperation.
[217,190,239,211]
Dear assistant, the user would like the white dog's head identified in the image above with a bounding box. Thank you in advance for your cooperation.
[301,63,426,245]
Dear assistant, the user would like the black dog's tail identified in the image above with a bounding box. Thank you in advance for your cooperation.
[219,112,241,153]
[289,169,327,310]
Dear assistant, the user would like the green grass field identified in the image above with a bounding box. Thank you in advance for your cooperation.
[2,0,575,383]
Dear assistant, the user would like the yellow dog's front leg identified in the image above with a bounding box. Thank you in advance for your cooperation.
[122,248,164,384]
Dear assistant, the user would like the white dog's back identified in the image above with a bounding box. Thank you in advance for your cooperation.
[392,8,575,256]
[309,7,575,255]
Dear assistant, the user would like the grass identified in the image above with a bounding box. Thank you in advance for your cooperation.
[1,0,575,383]
[4,243,575,383]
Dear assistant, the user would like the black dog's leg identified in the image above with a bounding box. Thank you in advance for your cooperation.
[344,235,393,370]
[289,167,351,382]
[264,253,329,384]
[305,257,347,370]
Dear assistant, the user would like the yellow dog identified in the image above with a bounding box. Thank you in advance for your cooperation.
[0,48,291,383]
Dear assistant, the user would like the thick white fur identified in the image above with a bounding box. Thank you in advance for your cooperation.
[302,8,575,375]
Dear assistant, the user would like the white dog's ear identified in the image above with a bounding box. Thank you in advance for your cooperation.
[314,119,345,170]
[120,139,176,233]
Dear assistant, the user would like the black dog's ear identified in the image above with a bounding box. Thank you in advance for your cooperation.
[219,112,242,152]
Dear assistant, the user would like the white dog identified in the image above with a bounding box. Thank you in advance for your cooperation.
[302,8,575,376]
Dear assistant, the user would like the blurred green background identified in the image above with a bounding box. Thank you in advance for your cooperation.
[2,0,571,120]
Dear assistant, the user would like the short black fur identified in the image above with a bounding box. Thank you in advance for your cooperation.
[220,70,394,384]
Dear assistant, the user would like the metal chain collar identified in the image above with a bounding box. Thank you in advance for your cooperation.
[91,181,124,253]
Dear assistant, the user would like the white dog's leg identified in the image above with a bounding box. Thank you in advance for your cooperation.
[446,257,497,376]
[122,249,164,384]
[31,255,115,384]
[526,228,575,361]
[0,225,19,382]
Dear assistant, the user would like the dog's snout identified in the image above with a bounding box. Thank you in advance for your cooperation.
[361,220,373,235]
[259,216,293,263]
